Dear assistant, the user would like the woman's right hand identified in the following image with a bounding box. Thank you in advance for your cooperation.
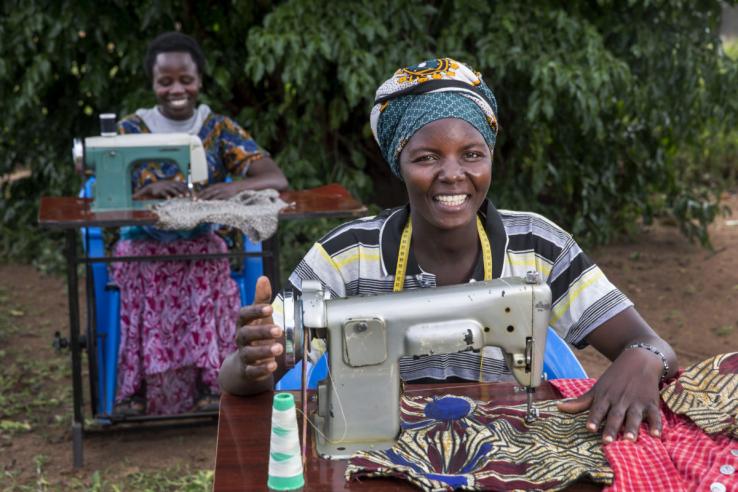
[235,276,284,382]
[132,179,188,199]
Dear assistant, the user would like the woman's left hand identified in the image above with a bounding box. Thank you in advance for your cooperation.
[196,182,242,200]
[557,347,663,443]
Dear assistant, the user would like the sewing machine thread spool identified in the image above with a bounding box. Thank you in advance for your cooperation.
[267,393,304,491]
[99,113,116,137]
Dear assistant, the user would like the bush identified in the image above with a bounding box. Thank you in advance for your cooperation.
[1,0,737,273]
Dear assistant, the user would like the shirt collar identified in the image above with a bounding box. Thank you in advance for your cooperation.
[380,199,507,279]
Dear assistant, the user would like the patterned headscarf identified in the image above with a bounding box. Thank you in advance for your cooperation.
[370,58,498,178]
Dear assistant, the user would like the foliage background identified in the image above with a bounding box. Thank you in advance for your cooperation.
[1,0,737,275]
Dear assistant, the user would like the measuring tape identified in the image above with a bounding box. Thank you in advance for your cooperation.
[393,215,492,292]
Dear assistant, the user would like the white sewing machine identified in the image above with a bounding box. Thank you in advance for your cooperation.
[282,273,551,459]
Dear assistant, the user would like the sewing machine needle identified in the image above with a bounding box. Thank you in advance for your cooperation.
[187,175,195,201]
[525,387,539,423]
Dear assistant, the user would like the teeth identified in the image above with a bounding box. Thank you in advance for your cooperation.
[435,194,467,206]
[169,99,188,107]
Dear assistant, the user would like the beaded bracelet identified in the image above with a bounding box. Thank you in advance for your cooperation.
[625,342,670,381]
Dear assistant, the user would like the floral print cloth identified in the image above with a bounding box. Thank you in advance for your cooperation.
[110,233,240,414]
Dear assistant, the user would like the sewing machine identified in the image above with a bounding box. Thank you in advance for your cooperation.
[73,133,209,212]
[282,272,551,459]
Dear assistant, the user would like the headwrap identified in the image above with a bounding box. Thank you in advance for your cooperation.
[370,58,498,178]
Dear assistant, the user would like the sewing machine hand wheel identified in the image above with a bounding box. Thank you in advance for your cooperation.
[281,289,304,369]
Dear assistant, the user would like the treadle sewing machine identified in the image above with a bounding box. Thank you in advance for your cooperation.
[282,272,552,459]
[72,132,209,212]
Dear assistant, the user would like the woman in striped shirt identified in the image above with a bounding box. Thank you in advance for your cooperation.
[219,58,677,444]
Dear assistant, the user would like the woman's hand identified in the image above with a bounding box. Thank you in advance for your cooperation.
[236,276,283,378]
[556,307,676,443]
[218,276,284,395]
[132,180,188,199]
[196,182,242,200]
[557,347,663,443]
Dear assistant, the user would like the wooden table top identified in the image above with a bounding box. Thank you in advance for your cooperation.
[38,183,368,229]
[214,382,601,491]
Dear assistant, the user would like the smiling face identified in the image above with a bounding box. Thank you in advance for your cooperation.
[151,51,201,120]
[399,118,492,232]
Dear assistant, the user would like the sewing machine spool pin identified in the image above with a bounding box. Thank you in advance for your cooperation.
[282,276,552,459]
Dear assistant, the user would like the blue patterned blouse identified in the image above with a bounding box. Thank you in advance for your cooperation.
[117,112,268,192]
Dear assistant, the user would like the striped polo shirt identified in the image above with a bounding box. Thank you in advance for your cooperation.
[278,200,632,382]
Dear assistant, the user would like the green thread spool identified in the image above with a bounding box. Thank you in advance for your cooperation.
[267,392,304,491]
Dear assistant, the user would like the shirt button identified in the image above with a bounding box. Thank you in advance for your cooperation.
[710,482,726,492]
[720,464,735,475]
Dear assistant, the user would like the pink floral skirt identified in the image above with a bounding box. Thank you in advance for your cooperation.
[110,233,239,415]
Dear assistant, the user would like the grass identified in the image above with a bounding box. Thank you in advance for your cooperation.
[0,284,213,492]
[0,345,71,438]
[2,460,213,492]
[0,285,72,453]
[712,324,736,337]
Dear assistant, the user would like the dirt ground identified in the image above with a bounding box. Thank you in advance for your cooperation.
[1,192,737,490]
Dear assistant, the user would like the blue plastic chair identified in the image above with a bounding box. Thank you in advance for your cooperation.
[276,327,587,390]
[542,327,587,380]
[80,177,263,416]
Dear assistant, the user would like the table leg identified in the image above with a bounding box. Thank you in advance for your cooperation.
[65,230,85,468]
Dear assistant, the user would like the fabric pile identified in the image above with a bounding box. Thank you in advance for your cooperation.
[151,188,287,242]
[346,353,738,491]
[346,394,613,491]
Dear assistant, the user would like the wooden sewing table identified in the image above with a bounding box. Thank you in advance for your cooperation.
[37,184,368,468]
[214,381,601,491]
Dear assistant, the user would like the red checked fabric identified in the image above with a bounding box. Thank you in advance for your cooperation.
[552,353,738,492]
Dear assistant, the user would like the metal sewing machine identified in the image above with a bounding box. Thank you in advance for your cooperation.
[282,272,551,459]
[72,115,208,212]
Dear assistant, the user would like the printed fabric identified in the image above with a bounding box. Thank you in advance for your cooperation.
[369,58,498,177]
[660,352,738,438]
[110,233,240,414]
[346,391,614,491]
[347,364,738,492]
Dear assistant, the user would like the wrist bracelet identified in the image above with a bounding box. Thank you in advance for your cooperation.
[625,342,670,381]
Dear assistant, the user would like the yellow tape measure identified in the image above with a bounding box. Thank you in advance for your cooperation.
[393,215,492,292]
[478,216,492,281]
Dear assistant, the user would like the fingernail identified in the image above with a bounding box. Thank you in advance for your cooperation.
[271,344,283,355]
[651,429,661,437]
[267,361,277,371]
[603,435,613,443]
[624,432,635,441]
[587,422,597,432]
[270,327,281,337]
[262,306,271,315]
